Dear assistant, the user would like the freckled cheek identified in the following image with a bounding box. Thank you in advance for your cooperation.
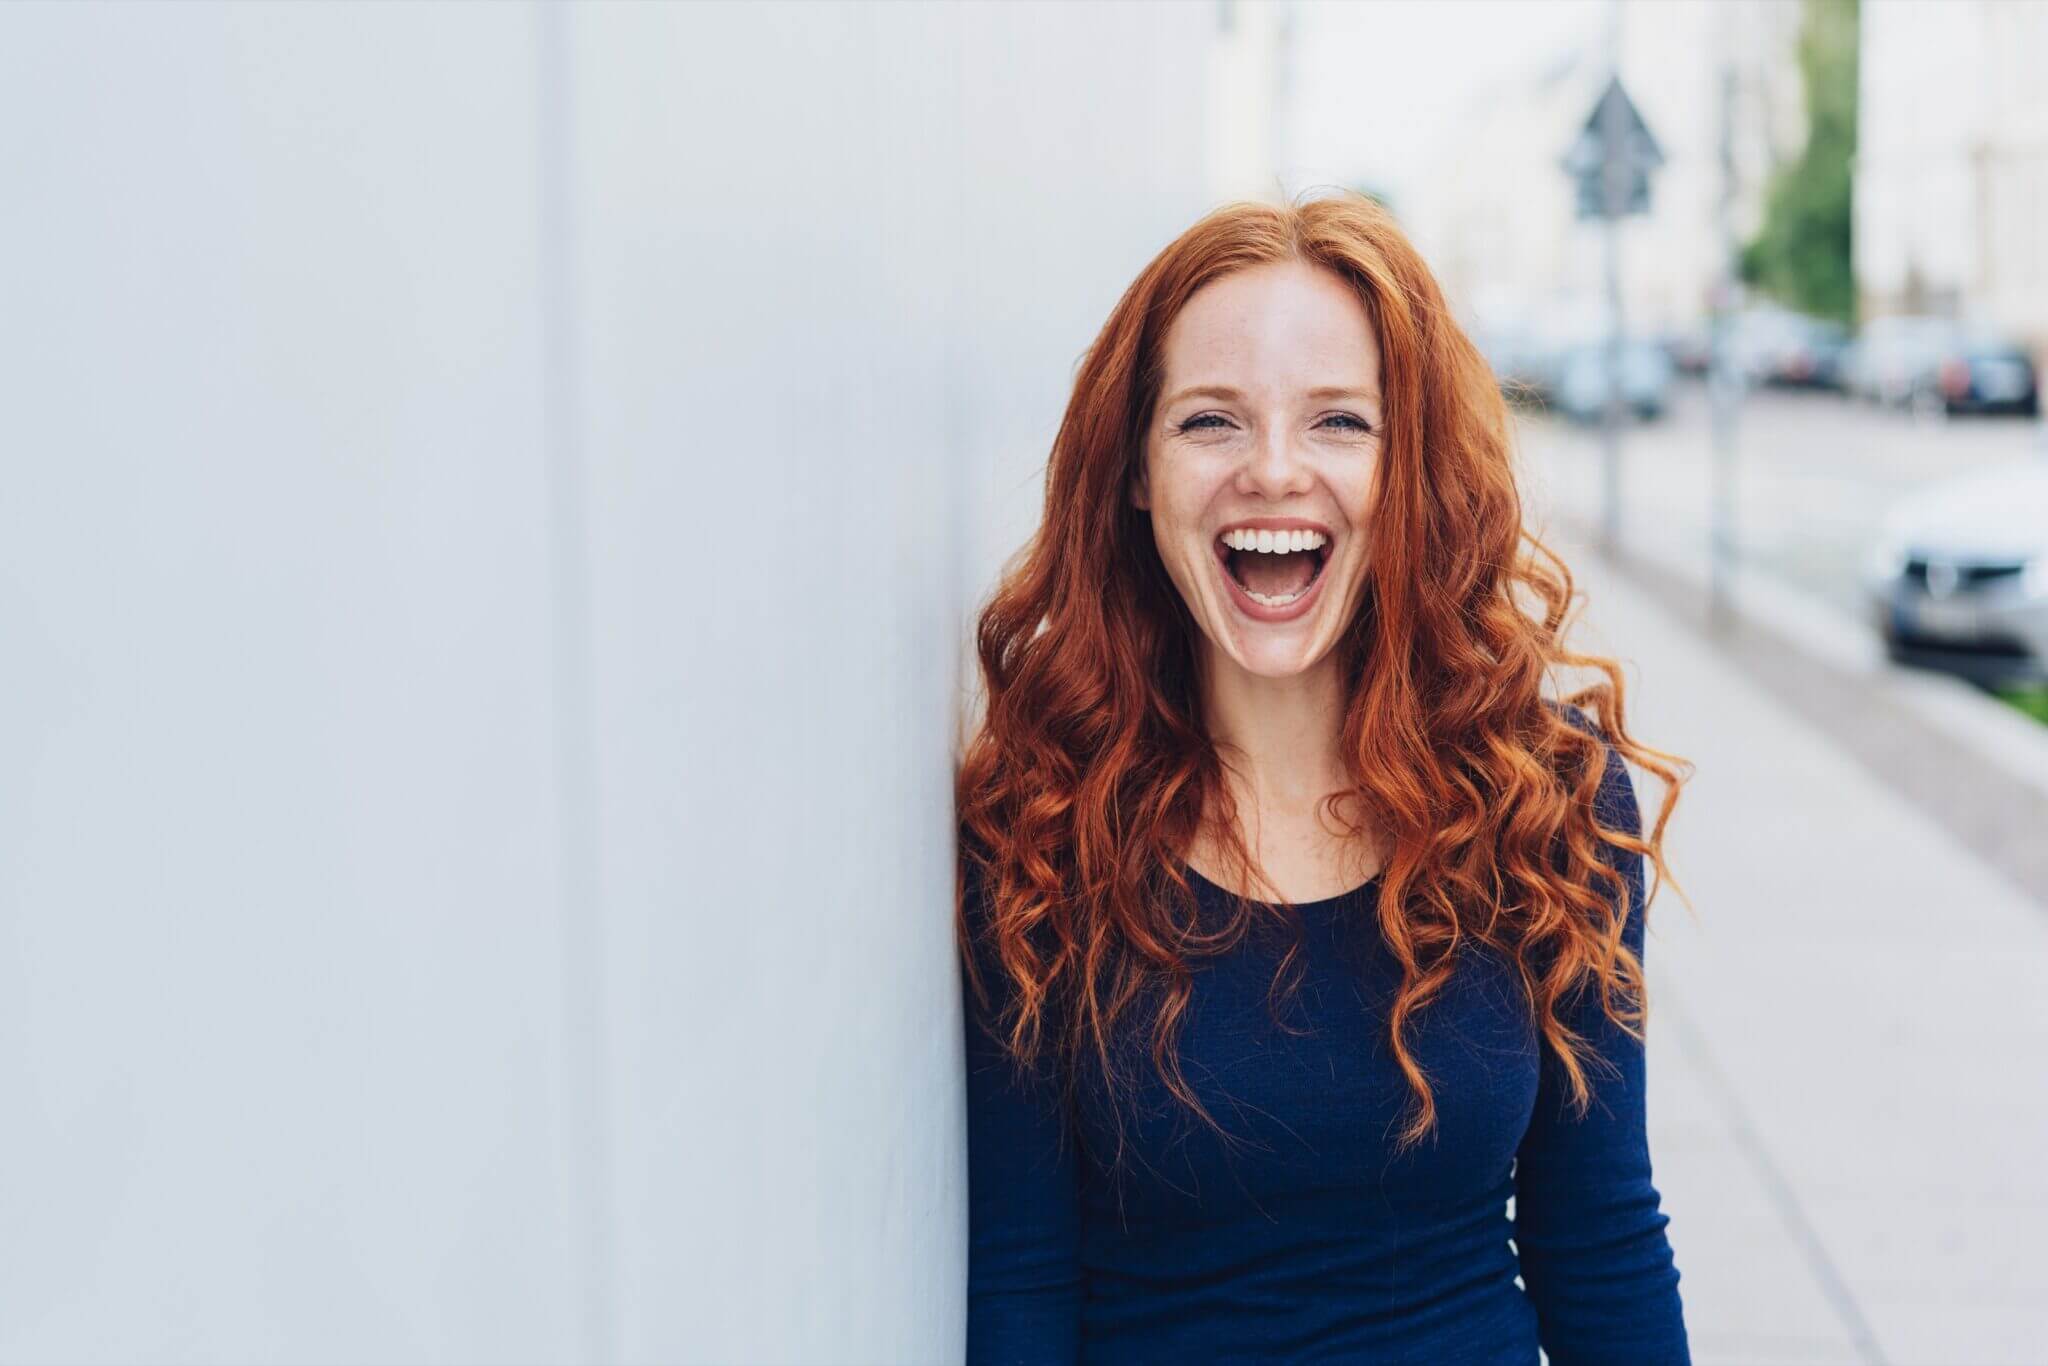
[1155,530,1215,607]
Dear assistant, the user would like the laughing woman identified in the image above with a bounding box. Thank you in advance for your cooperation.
[954,192,1695,1364]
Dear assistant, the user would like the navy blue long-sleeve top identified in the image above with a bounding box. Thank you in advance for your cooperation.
[960,715,1689,1363]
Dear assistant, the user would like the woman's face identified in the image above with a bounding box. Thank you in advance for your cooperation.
[1131,259,1384,680]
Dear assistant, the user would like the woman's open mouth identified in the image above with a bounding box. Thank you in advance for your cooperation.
[1212,527,1332,622]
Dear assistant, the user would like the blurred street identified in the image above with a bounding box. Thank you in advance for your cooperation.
[1530,470,2048,1363]
[1525,382,2047,622]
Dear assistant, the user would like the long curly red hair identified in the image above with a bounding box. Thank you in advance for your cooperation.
[954,191,1693,1168]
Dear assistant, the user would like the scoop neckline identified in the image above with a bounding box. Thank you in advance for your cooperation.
[1179,861,1383,911]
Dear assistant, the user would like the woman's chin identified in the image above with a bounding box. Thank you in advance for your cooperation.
[1211,625,1331,679]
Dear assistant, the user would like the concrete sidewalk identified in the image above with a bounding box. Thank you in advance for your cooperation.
[1542,521,2048,1364]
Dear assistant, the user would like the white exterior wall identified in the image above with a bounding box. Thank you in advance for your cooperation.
[1207,0,1288,205]
[1855,0,1990,317]
[1975,1,2048,347]
[0,3,1211,1363]
[1857,0,2048,345]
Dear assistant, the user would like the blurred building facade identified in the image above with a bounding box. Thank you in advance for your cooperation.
[1857,0,2048,349]
[0,3,1218,1363]
[1405,0,1803,340]
[1205,0,1290,203]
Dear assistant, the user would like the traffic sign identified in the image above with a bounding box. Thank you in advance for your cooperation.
[1561,76,1664,220]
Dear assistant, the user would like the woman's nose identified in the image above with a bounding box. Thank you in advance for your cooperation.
[1239,430,1313,498]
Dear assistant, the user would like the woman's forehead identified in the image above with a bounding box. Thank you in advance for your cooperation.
[1161,262,1380,389]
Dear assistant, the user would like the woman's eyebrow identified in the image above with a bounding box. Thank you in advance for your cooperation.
[1164,383,1380,406]
[1163,384,1242,406]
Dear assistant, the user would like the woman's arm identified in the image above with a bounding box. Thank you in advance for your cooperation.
[1513,725,1690,1364]
[960,854,1083,1364]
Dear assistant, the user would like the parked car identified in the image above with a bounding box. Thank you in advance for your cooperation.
[1772,317,1849,389]
[1470,323,1551,403]
[1925,335,2040,416]
[1844,317,2040,415]
[1862,458,2048,686]
[1835,336,1865,396]
[1844,315,1962,406]
[1660,324,1713,377]
[1543,337,1674,422]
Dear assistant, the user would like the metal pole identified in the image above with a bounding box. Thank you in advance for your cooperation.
[1599,2,1626,556]
[1708,7,1740,627]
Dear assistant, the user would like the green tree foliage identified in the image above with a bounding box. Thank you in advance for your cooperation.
[1741,0,1859,324]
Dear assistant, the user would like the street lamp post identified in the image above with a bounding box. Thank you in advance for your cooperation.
[1708,17,1742,629]
[1561,71,1663,560]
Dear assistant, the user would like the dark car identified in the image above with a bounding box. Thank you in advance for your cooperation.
[1851,317,2040,417]
[1773,317,1849,390]
[1660,324,1712,377]
[1926,337,2040,416]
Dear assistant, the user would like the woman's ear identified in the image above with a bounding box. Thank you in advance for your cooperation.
[1128,463,1150,512]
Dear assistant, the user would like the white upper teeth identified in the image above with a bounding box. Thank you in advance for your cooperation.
[1221,528,1328,553]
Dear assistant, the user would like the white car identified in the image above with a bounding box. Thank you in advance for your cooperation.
[1863,458,2048,686]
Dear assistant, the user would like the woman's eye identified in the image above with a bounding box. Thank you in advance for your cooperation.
[1176,412,1374,435]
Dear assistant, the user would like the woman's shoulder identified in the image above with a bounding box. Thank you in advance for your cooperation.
[956,826,1059,962]
[957,824,999,933]
[1541,695,1599,738]
[1539,697,1641,836]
